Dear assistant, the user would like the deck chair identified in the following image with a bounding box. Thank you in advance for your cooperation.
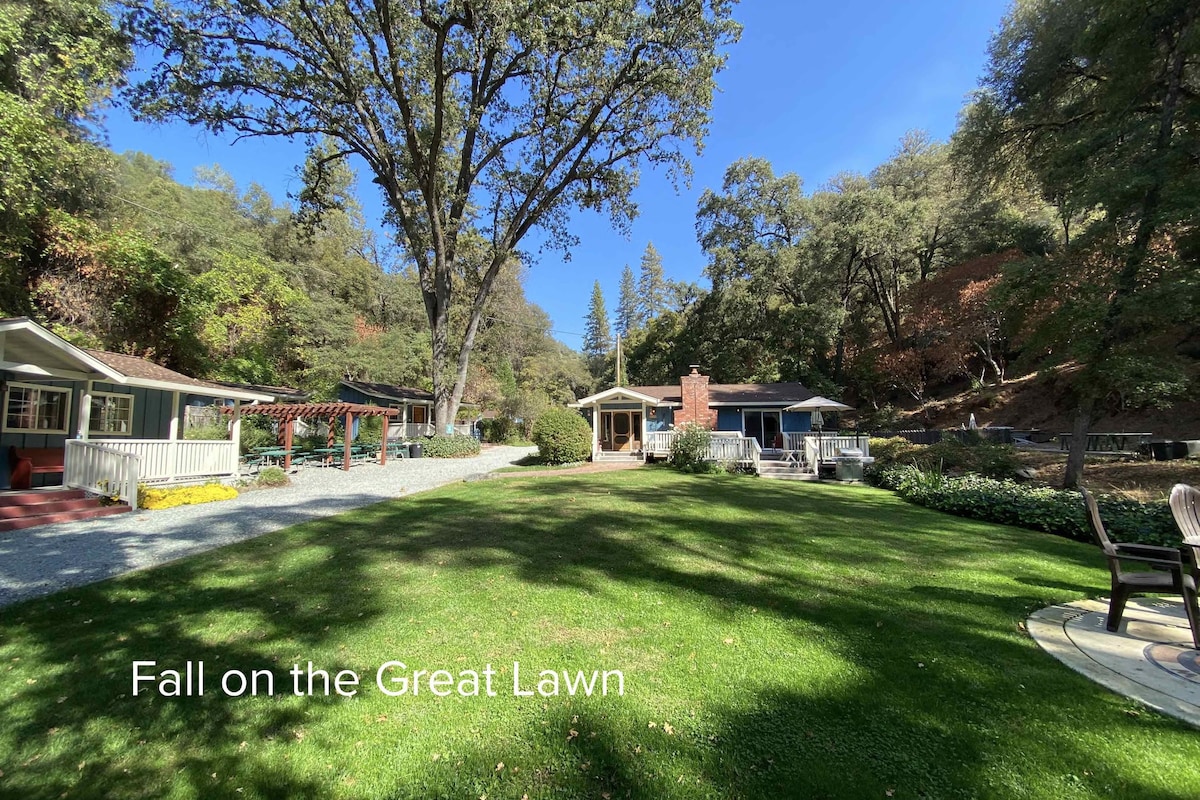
[1082,487,1200,649]
[1170,484,1200,549]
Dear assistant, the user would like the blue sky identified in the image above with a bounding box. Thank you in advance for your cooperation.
[102,0,1010,346]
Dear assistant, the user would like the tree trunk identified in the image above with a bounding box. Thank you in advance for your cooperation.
[1062,395,1094,489]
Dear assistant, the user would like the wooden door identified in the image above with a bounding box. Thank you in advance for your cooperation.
[613,411,632,451]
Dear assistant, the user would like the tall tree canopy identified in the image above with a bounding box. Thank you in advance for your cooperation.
[615,263,639,336]
[636,242,668,321]
[0,0,130,307]
[582,280,611,359]
[962,0,1200,486]
[123,0,739,429]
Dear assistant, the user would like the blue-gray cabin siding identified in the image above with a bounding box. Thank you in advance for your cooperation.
[716,407,812,434]
[1,371,222,488]
[337,385,376,406]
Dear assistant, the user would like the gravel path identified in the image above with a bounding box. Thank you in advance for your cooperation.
[0,445,534,608]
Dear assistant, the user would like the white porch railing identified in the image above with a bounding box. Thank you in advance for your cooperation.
[709,434,762,466]
[645,430,676,455]
[797,434,871,475]
[639,430,760,466]
[94,439,239,482]
[64,440,140,509]
[785,432,870,457]
[387,423,471,440]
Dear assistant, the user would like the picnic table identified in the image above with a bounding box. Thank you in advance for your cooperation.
[1058,432,1153,453]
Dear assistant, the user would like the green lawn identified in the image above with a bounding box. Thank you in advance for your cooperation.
[2,470,1199,799]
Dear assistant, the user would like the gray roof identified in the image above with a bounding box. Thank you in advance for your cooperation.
[339,379,435,404]
[630,382,814,405]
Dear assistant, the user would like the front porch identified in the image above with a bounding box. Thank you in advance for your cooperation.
[1,317,277,509]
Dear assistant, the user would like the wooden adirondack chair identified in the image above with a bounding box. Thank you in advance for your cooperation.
[1170,484,1200,549]
[1082,488,1200,649]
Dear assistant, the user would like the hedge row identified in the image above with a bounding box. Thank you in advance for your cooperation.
[139,483,238,510]
[420,434,481,458]
[873,465,1177,547]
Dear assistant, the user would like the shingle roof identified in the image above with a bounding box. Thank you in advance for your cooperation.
[628,382,813,405]
[340,379,435,404]
[85,349,247,396]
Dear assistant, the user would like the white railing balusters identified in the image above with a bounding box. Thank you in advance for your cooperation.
[65,440,140,509]
[79,439,237,482]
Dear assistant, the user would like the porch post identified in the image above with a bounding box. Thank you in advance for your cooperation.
[230,400,242,474]
[380,413,389,465]
[77,380,93,440]
[401,403,408,439]
[167,391,181,440]
[167,390,181,478]
[591,405,599,457]
[283,416,293,470]
[343,411,353,471]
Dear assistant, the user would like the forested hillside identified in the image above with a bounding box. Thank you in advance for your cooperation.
[0,1,591,417]
[579,0,1199,487]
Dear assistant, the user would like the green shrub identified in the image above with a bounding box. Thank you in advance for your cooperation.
[256,466,289,487]
[184,421,228,441]
[479,416,513,443]
[866,435,1018,480]
[669,424,717,473]
[238,418,276,454]
[420,434,481,458]
[531,407,592,465]
[356,416,383,445]
[868,436,923,469]
[878,465,1177,546]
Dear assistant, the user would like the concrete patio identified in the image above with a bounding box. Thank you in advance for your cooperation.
[1028,597,1200,728]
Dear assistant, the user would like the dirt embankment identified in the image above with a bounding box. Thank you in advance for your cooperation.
[890,366,1200,441]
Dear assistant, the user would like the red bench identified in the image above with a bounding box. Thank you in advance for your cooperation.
[7,446,66,490]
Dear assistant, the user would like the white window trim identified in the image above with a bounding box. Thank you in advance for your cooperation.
[89,390,135,436]
[3,381,73,435]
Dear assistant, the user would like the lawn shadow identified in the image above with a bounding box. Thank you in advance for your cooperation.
[1,470,1191,798]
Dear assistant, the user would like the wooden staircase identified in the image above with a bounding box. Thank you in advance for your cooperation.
[593,451,644,463]
[757,455,818,481]
[0,489,131,532]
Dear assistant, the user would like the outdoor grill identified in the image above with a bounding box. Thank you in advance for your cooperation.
[833,447,874,482]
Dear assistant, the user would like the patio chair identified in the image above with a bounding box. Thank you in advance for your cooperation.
[1082,487,1200,648]
[1170,484,1200,548]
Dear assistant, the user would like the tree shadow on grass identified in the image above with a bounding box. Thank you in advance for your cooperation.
[0,470,1190,799]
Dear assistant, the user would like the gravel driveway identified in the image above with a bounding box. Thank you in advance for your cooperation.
[0,445,534,607]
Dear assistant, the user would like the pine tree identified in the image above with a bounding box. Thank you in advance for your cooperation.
[582,280,611,358]
[615,264,639,336]
[637,243,667,322]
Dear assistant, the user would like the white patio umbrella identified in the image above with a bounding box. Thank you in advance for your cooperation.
[783,396,855,435]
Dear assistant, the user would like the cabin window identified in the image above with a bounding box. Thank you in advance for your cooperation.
[90,392,135,435]
[4,383,71,434]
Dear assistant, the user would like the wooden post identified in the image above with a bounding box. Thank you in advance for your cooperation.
[167,390,180,479]
[283,416,294,471]
[77,380,94,440]
[230,400,242,475]
[380,413,389,465]
[343,411,353,471]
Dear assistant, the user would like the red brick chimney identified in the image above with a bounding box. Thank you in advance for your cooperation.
[676,365,715,428]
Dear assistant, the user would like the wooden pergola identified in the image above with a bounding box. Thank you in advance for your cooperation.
[230,402,399,470]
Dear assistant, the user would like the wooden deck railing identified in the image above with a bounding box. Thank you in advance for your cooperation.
[64,440,140,509]
[92,439,238,482]
[640,430,760,466]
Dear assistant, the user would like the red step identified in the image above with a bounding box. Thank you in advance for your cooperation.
[0,503,130,532]
[0,497,104,518]
[0,489,87,507]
